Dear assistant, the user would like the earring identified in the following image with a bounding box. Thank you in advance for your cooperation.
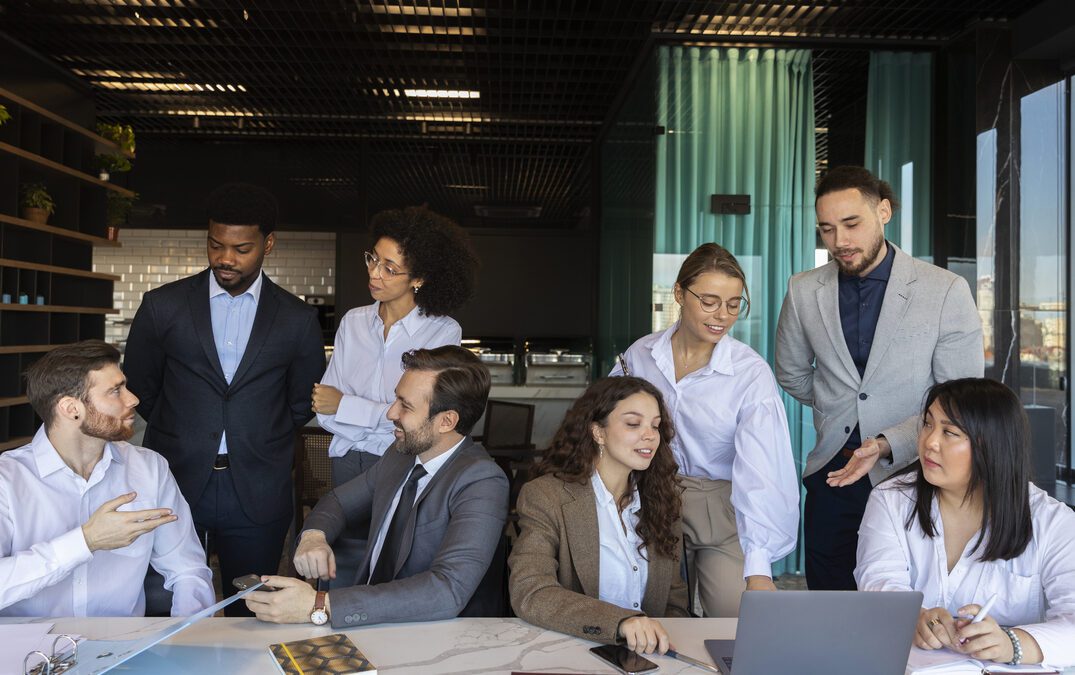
[74,415,79,420]
[598,443,605,458]
[413,286,419,294]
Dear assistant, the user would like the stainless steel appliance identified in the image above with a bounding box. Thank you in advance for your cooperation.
[524,348,593,384]
[463,337,518,385]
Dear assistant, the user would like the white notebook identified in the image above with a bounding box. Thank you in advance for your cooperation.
[906,646,1060,674]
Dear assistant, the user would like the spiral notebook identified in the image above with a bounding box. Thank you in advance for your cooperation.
[906,646,1060,674]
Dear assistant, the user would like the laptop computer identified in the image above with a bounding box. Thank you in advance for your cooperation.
[705,590,923,675]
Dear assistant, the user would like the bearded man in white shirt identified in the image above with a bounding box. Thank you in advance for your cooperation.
[0,340,215,617]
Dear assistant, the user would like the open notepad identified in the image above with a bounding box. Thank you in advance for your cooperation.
[906,646,1060,674]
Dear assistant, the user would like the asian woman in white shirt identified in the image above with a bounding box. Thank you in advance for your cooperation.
[856,378,1075,667]
[308,206,478,587]
[509,377,690,655]
[612,243,798,617]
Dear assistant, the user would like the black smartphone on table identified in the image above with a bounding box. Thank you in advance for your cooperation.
[589,645,659,674]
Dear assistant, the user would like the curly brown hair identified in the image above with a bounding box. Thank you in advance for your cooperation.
[371,206,479,317]
[535,377,682,560]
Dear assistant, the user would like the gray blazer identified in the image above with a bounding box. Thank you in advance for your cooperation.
[301,438,508,627]
[509,474,690,645]
[775,245,984,483]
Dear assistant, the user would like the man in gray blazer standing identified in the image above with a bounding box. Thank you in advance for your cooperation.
[775,166,983,590]
[246,345,509,626]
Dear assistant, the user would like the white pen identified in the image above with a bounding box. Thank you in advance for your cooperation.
[953,592,998,623]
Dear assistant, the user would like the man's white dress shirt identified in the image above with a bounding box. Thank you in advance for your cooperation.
[591,472,648,611]
[0,426,215,617]
[317,303,461,458]
[856,476,1075,666]
[614,323,800,578]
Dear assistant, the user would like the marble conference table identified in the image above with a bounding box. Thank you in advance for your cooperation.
[6,616,734,674]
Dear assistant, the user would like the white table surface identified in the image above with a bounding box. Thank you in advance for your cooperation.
[5,616,735,674]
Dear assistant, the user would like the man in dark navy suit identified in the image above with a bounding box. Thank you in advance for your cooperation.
[124,183,325,614]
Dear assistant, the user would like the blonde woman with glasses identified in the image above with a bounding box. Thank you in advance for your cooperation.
[308,206,478,588]
[612,243,798,617]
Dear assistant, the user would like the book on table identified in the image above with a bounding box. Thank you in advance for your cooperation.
[268,633,377,675]
[906,646,1060,674]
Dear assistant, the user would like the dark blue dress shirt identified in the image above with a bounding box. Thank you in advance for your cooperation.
[837,242,895,449]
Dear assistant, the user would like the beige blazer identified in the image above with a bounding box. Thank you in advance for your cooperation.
[508,473,690,644]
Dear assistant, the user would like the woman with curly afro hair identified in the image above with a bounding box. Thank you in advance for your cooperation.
[509,377,689,656]
[308,206,479,588]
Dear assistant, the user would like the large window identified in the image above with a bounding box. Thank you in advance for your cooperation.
[1019,80,1069,478]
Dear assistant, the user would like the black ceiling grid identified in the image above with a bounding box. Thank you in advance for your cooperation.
[0,1,1042,228]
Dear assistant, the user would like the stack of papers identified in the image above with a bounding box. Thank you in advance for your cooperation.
[906,647,1060,674]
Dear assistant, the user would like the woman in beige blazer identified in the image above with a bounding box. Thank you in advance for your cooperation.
[509,377,689,655]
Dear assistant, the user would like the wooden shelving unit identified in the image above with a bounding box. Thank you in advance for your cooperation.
[0,85,125,450]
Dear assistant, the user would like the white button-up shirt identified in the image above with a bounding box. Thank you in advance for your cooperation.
[613,324,799,578]
[317,302,461,458]
[856,477,1075,666]
[0,427,215,617]
[591,472,648,611]
[366,438,465,581]
[208,270,263,455]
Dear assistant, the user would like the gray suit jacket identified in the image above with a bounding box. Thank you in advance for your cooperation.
[775,245,984,483]
[301,438,508,627]
[508,474,690,645]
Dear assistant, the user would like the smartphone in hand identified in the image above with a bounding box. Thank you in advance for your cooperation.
[232,574,276,592]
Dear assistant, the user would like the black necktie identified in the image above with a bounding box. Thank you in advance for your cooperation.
[370,463,428,584]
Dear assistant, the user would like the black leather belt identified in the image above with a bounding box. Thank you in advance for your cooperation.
[213,455,230,470]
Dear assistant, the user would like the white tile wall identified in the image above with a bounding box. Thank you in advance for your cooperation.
[94,228,336,345]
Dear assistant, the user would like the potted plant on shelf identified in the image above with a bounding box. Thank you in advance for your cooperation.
[0,104,10,127]
[94,122,135,181]
[20,183,55,224]
[106,190,138,240]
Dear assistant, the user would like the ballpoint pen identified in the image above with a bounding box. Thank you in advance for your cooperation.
[953,592,998,623]
[666,649,722,674]
[616,353,631,376]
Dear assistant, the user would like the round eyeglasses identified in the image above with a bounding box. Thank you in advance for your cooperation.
[364,251,408,278]
[684,286,748,315]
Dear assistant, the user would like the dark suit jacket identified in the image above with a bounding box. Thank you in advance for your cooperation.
[508,474,691,645]
[301,438,509,627]
[124,269,325,524]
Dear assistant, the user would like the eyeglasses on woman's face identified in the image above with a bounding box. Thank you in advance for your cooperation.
[683,286,748,315]
[364,250,409,278]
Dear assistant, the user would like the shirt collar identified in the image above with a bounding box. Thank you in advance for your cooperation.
[589,471,642,514]
[413,436,465,479]
[652,321,736,377]
[839,240,895,283]
[209,269,264,302]
[31,425,123,479]
[369,301,425,337]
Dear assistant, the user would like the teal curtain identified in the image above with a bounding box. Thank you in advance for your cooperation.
[865,51,933,258]
[655,46,816,575]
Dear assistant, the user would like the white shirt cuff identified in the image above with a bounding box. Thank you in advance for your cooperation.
[61,526,95,567]
[742,547,774,580]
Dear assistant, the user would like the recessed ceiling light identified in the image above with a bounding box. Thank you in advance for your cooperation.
[404,89,480,99]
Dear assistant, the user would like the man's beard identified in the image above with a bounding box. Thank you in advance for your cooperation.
[80,401,134,442]
[833,230,885,276]
[393,419,436,456]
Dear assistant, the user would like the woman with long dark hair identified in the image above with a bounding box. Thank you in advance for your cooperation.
[613,243,798,616]
[856,378,1075,667]
[509,377,689,655]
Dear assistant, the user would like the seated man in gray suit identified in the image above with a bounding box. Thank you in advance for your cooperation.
[246,345,509,626]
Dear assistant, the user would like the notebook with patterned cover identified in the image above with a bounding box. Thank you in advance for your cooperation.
[268,633,377,675]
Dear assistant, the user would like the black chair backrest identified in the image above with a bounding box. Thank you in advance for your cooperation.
[483,400,534,450]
